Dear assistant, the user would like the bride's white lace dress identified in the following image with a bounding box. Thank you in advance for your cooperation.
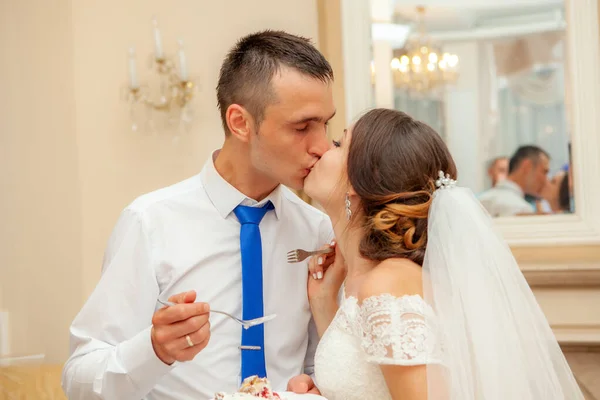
[314,292,440,400]
[313,186,585,400]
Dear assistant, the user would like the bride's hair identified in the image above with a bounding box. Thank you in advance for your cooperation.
[348,109,457,266]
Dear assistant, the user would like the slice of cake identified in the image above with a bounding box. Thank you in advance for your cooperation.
[213,375,281,400]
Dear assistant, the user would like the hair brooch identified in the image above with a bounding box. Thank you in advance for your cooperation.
[435,171,457,190]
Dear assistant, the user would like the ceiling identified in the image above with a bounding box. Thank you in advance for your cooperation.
[392,0,565,33]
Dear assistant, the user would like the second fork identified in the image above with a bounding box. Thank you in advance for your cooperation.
[287,247,333,263]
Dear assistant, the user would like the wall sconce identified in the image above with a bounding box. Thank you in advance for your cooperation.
[123,17,197,132]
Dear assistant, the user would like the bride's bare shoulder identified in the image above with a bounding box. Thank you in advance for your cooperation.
[358,258,423,302]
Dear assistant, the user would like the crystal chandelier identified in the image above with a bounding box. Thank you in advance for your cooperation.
[392,6,459,94]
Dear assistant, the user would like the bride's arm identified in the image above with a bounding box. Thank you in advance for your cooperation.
[307,242,346,337]
[380,365,428,400]
[309,297,339,338]
[358,261,432,400]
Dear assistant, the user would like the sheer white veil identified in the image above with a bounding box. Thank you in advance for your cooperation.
[423,172,584,399]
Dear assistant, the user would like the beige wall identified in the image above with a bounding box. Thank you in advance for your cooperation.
[1,0,320,364]
[0,0,83,364]
[317,0,347,140]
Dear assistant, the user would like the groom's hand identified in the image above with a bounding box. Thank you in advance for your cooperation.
[287,374,321,395]
[151,290,211,365]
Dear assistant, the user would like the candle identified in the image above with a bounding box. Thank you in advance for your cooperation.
[128,47,139,88]
[178,39,188,81]
[152,17,164,59]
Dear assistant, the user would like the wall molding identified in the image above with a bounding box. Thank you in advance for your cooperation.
[520,262,600,345]
[553,324,600,345]
[521,262,600,287]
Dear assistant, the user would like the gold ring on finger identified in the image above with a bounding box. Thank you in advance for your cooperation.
[186,334,194,347]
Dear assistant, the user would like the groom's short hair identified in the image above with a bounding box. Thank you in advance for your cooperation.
[217,30,333,135]
[509,145,549,174]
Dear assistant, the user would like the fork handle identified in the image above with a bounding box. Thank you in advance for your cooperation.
[157,299,175,307]
[209,310,236,319]
[158,299,211,309]
[310,247,334,256]
[157,300,232,319]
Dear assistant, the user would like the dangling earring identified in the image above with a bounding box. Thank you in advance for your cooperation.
[345,192,352,221]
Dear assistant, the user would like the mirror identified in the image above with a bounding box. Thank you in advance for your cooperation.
[370,1,572,218]
[339,0,600,245]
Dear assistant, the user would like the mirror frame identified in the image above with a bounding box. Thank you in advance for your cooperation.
[340,0,600,247]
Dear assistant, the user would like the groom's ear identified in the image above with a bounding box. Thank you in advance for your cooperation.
[226,104,254,142]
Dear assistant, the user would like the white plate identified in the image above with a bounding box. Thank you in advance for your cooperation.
[276,392,328,400]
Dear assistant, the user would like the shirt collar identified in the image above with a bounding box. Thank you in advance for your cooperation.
[496,179,525,197]
[200,150,282,220]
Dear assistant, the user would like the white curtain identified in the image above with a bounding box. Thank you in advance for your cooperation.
[479,42,500,190]
[495,67,569,174]
[394,90,446,141]
[485,33,570,176]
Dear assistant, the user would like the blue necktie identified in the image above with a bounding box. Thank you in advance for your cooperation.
[234,201,274,380]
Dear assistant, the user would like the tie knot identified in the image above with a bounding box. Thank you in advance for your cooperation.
[234,201,274,225]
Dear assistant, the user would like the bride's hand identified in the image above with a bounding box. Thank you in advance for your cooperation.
[307,240,347,304]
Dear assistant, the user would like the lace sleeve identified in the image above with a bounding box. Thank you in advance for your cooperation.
[358,294,439,366]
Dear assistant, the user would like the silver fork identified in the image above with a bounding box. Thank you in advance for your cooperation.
[287,247,333,263]
[156,299,276,330]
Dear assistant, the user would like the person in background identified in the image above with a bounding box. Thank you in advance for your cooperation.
[559,169,572,212]
[566,143,575,212]
[486,156,509,188]
[541,170,572,213]
[479,145,550,217]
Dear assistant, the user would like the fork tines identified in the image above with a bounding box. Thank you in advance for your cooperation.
[287,247,332,263]
[287,250,301,263]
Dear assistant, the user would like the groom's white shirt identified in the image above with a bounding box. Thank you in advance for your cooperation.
[63,150,333,400]
[478,179,534,217]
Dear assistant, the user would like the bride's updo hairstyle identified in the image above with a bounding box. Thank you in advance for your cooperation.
[347,109,457,266]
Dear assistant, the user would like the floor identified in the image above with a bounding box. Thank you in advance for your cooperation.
[564,346,600,400]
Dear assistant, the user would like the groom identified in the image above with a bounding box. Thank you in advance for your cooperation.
[62,30,335,399]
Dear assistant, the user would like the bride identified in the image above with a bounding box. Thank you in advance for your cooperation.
[300,108,584,399]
